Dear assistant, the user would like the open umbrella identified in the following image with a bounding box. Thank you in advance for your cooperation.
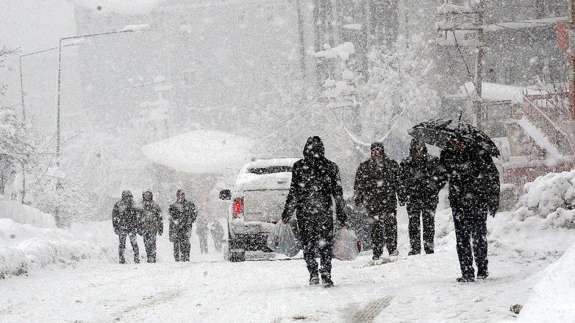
[408,119,500,157]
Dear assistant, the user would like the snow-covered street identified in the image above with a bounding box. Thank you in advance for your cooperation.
[0,242,554,323]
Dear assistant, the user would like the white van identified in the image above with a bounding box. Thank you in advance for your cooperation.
[219,158,299,262]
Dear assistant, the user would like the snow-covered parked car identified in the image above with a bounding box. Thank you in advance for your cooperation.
[219,158,299,262]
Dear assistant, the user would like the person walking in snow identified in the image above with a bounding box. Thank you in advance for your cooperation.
[112,190,140,264]
[282,136,347,287]
[169,189,197,262]
[210,220,224,252]
[399,139,446,255]
[354,142,401,260]
[441,138,500,282]
[139,191,163,263]
[196,217,209,254]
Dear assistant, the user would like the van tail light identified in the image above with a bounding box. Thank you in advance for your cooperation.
[232,197,244,218]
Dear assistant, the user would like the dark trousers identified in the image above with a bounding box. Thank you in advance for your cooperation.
[198,233,208,254]
[407,202,436,254]
[118,232,139,263]
[143,233,157,263]
[173,233,191,262]
[452,207,488,278]
[299,217,333,278]
[370,211,397,258]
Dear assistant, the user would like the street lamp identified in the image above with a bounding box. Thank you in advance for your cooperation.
[55,24,150,164]
[19,43,82,123]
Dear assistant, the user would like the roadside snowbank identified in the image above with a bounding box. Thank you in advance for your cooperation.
[0,219,112,278]
[0,199,56,228]
[514,242,575,323]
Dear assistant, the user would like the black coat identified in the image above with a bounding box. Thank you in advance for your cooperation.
[440,146,500,213]
[354,157,401,214]
[282,137,346,239]
[168,199,197,241]
[399,141,446,206]
[140,200,163,235]
[112,199,139,234]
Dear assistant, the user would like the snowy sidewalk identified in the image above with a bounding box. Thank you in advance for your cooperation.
[0,247,552,323]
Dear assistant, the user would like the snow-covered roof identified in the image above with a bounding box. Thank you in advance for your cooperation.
[485,16,567,32]
[242,158,299,170]
[142,130,253,175]
[460,82,544,104]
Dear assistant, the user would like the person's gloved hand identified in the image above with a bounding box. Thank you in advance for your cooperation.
[489,207,498,218]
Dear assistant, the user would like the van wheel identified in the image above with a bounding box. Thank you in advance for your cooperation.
[227,233,246,262]
[229,249,245,262]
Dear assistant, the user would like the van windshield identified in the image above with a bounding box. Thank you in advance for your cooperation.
[247,166,292,174]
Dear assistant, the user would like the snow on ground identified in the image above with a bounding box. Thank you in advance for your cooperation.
[513,242,575,323]
[1,171,575,322]
[0,198,56,228]
[142,130,253,174]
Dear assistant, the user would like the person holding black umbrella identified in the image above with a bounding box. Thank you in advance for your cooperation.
[440,138,500,282]
[409,119,500,282]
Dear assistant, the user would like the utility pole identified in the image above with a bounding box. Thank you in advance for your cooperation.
[570,0,575,119]
[473,0,485,129]
[436,0,485,128]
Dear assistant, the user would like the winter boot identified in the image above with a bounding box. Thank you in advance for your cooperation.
[408,249,420,256]
[119,257,126,264]
[309,273,320,286]
[456,276,475,283]
[389,250,399,257]
[134,256,140,264]
[321,273,334,288]
[476,271,489,280]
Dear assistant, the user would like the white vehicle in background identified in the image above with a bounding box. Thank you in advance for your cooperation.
[219,158,299,262]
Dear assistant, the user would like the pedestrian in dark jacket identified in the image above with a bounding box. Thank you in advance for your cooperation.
[139,191,163,263]
[169,189,197,262]
[282,136,346,287]
[196,217,209,254]
[354,142,401,260]
[400,139,446,255]
[441,138,500,282]
[210,221,225,252]
[112,190,140,264]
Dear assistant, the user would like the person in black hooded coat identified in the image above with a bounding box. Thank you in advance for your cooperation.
[112,190,140,264]
[440,138,500,282]
[282,136,346,287]
[399,139,446,255]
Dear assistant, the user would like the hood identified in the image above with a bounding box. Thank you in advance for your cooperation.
[409,139,428,158]
[303,136,325,159]
[121,190,133,200]
[142,190,153,202]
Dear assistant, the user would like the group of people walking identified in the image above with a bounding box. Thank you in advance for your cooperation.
[282,135,500,287]
[112,189,224,263]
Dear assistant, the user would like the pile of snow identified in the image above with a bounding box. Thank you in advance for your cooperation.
[0,219,112,278]
[70,0,165,15]
[514,242,575,322]
[0,199,56,228]
[514,170,575,225]
[142,130,253,175]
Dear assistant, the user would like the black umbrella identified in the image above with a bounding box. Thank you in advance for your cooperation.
[408,119,500,157]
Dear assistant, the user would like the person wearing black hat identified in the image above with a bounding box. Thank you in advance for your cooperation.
[282,136,346,287]
[112,190,140,264]
[354,142,401,260]
[139,191,163,263]
[399,139,445,255]
[169,189,198,262]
